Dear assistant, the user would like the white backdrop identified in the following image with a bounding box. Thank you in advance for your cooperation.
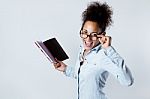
[0,0,150,99]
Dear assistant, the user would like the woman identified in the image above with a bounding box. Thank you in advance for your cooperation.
[53,1,134,99]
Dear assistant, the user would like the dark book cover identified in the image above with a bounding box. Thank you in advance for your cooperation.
[43,38,69,61]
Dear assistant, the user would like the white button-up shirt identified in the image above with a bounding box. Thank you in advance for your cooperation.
[64,44,134,99]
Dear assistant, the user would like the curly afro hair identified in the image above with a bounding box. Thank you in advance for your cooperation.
[81,1,113,33]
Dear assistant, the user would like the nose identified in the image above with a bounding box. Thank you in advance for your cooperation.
[85,35,92,41]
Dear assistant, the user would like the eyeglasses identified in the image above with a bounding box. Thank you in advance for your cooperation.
[80,29,102,41]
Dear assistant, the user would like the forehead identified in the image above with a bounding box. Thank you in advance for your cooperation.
[83,21,100,32]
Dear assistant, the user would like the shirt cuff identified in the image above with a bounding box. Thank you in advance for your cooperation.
[63,66,73,77]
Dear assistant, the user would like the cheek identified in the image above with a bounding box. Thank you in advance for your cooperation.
[82,38,85,43]
[93,40,99,45]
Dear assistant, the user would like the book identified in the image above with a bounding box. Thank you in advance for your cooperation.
[35,38,69,63]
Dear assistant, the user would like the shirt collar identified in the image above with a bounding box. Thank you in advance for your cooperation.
[91,43,102,53]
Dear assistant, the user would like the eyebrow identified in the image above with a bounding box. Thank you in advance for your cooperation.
[82,29,99,33]
[82,29,101,34]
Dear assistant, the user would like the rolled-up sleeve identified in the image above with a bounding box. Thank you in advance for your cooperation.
[103,46,134,86]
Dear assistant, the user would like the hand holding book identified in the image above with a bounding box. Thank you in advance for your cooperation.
[53,59,67,72]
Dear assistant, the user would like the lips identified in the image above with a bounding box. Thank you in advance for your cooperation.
[85,41,93,47]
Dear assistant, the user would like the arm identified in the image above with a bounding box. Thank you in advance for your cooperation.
[53,61,76,79]
[103,46,134,86]
[63,65,76,78]
[53,47,81,79]
[99,35,134,86]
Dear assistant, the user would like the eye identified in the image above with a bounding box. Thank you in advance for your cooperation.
[91,33,98,37]
[80,33,88,38]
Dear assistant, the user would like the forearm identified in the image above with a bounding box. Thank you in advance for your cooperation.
[104,46,134,86]
[104,46,123,66]
[64,65,76,79]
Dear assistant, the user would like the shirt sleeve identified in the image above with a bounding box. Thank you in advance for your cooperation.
[103,46,134,86]
[63,65,77,79]
[63,46,82,79]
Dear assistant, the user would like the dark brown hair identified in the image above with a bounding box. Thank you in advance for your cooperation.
[81,1,113,33]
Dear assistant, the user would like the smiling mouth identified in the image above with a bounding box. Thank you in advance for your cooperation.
[85,41,93,47]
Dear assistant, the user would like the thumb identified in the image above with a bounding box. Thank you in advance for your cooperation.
[98,35,105,44]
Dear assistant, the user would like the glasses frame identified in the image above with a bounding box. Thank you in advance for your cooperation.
[80,29,102,41]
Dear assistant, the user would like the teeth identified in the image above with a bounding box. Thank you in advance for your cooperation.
[85,42,92,47]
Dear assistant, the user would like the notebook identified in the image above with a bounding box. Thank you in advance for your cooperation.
[35,38,69,63]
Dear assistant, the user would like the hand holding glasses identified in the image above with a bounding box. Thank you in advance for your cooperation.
[80,29,111,48]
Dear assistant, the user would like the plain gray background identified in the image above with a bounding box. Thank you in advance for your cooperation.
[0,0,150,99]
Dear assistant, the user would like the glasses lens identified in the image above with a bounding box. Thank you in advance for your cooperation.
[80,30,87,39]
[80,30,100,40]
[80,33,87,39]
[92,37,97,40]
[90,33,98,40]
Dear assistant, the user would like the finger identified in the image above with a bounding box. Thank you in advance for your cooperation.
[55,58,59,62]
[98,38,103,44]
[105,36,111,42]
[105,36,112,46]
[54,58,61,64]
[53,62,61,68]
[98,35,103,43]
[98,35,105,44]
[53,63,57,68]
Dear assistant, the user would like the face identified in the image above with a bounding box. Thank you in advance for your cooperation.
[81,21,101,51]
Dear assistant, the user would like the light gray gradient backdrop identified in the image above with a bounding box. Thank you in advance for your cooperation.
[0,0,150,99]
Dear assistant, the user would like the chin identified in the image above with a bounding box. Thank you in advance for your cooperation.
[84,47,92,51]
